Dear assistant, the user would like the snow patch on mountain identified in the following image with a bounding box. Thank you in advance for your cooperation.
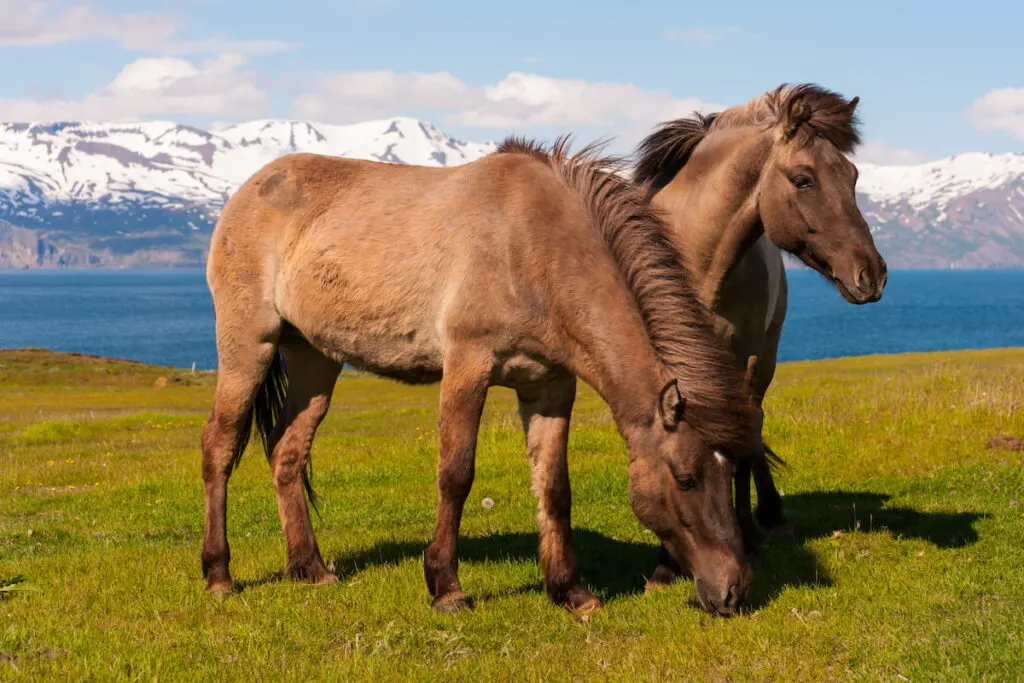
[1,116,1023,268]
[0,118,496,226]
[856,153,1024,210]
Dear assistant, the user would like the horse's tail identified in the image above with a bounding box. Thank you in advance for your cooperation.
[763,441,787,473]
[235,352,319,512]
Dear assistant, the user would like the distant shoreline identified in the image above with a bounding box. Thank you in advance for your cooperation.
[4,269,1023,370]
[4,345,1024,373]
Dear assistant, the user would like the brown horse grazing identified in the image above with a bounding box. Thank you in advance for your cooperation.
[201,136,762,616]
[633,84,887,583]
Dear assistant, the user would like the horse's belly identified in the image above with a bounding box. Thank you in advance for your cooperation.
[277,265,445,384]
[330,328,443,384]
[295,305,444,383]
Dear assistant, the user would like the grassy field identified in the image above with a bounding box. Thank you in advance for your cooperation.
[1,347,1022,681]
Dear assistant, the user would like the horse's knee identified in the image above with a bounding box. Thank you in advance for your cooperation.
[437,453,474,500]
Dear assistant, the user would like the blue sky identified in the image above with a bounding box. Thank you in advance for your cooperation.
[1,0,1022,163]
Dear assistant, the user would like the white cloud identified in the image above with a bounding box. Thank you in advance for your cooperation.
[0,1,295,56]
[966,87,1024,140]
[664,27,741,48]
[0,0,180,49]
[462,73,718,129]
[294,70,722,139]
[853,140,928,166]
[294,70,475,122]
[0,54,266,121]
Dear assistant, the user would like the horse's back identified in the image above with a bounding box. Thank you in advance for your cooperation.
[207,150,585,381]
[211,150,565,261]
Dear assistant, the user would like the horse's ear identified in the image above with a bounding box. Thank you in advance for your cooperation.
[659,379,685,429]
[847,96,861,113]
[784,95,811,139]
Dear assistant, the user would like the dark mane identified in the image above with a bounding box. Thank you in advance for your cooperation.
[495,136,551,160]
[633,83,862,191]
[633,112,718,191]
[497,135,759,455]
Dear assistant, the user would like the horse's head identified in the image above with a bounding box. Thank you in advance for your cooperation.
[757,86,887,304]
[627,379,753,616]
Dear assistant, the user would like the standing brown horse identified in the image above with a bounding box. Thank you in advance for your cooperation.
[633,84,887,584]
[201,136,762,616]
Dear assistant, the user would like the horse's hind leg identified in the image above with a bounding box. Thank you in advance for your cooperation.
[423,348,491,613]
[201,308,280,595]
[517,375,599,616]
[268,337,341,583]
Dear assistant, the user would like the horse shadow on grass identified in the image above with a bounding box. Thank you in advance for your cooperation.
[782,490,987,548]
[242,489,987,610]
[741,489,988,609]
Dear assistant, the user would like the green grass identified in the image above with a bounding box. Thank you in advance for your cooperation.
[1,347,1022,681]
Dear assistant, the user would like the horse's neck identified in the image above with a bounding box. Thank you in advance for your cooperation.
[570,317,670,440]
[692,204,764,310]
[654,131,770,310]
[552,278,672,442]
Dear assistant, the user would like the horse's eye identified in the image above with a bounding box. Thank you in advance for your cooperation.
[792,175,813,190]
[674,474,698,491]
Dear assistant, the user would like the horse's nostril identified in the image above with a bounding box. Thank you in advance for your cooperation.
[724,583,741,610]
[854,266,869,291]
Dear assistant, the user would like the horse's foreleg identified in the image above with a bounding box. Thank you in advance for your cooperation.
[517,375,598,616]
[735,457,763,554]
[269,339,340,584]
[750,338,793,536]
[753,455,792,535]
[423,351,490,612]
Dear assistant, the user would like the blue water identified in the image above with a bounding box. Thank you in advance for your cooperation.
[1,269,1023,370]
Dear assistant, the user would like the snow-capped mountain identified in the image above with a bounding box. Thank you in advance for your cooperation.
[0,118,493,256]
[855,154,1024,268]
[0,117,1022,268]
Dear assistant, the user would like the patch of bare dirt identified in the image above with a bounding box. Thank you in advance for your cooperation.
[987,435,1024,452]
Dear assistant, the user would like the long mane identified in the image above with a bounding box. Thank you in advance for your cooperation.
[634,83,862,192]
[496,136,759,454]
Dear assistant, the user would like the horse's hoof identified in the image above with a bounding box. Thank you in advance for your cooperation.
[767,523,796,540]
[431,592,472,614]
[647,562,681,590]
[569,597,601,621]
[206,580,234,597]
[644,579,672,595]
[316,572,339,586]
[741,527,765,555]
[564,585,601,620]
[288,561,336,585]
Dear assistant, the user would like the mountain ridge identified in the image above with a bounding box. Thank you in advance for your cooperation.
[1,117,1022,268]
